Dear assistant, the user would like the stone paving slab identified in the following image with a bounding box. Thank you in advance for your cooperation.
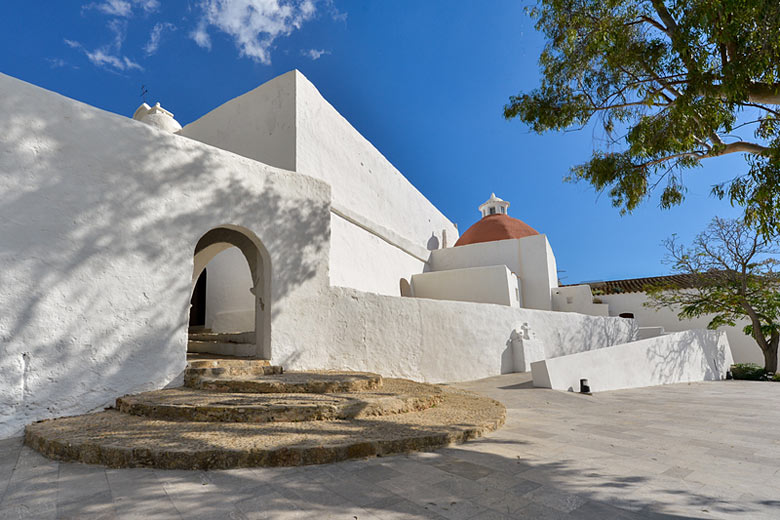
[4,375,780,518]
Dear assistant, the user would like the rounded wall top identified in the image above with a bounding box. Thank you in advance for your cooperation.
[133,102,182,133]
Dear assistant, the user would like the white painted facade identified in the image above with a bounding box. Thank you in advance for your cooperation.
[552,285,610,316]
[597,291,760,365]
[0,68,738,437]
[411,266,521,307]
[554,285,761,365]
[428,234,558,310]
[531,330,733,392]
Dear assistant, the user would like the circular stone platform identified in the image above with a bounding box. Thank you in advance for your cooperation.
[117,379,443,423]
[190,370,383,394]
[25,384,505,470]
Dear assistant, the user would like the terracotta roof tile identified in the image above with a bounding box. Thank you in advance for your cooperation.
[454,214,539,247]
[565,273,704,295]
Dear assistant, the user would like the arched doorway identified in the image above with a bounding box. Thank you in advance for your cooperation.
[190,225,271,359]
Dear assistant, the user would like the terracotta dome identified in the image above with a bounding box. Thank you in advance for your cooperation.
[454,213,539,246]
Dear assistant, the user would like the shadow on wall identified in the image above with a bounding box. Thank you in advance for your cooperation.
[545,315,639,359]
[0,89,329,434]
[644,330,727,384]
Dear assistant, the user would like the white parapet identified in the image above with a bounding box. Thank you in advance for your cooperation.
[410,265,521,307]
[531,329,734,392]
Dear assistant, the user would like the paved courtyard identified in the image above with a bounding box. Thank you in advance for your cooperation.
[1,374,779,519]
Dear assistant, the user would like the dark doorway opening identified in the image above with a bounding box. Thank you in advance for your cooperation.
[189,268,207,328]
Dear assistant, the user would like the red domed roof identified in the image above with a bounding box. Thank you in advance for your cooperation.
[454,214,539,247]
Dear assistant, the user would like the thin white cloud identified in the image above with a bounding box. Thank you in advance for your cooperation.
[83,0,159,17]
[301,48,328,60]
[86,49,144,71]
[85,0,132,17]
[144,22,176,55]
[107,18,127,49]
[192,0,318,64]
[63,38,143,72]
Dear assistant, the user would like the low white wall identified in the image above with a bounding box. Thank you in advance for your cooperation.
[329,211,425,296]
[531,330,733,392]
[552,285,610,316]
[411,265,519,307]
[271,287,638,383]
[596,291,762,365]
[430,235,557,311]
[204,247,255,332]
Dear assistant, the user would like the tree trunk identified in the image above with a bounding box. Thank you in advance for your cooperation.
[765,332,780,373]
[763,347,778,373]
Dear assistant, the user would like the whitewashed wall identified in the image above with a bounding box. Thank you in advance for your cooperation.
[531,330,733,392]
[0,72,644,441]
[552,285,610,316]
[0,74,331,438]
[294,72,457,252]
[329,212,425,296]
[178,72,296,172]
[595,292,761,365]
[181,70,457,296]
[204,248,255,332]
[411,265,520,307]
[271,287,638,383]
[429,234,558,310]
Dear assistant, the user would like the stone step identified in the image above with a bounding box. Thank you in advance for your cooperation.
[186,356,271,367]
[184,358,281,387]
[116,379,443,423]
[188,331,254,343]
[187,371,383,394]
[25,385,506,469]
[187,340,256,357]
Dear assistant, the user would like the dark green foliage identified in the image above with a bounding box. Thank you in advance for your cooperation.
[730,363,766,380]
[507,0,780,233]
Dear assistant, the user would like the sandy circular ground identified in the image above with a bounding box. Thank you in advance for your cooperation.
[25,381,505,470]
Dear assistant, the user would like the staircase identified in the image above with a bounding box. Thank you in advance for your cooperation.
[187,330,257,357]
[24,358,505,470]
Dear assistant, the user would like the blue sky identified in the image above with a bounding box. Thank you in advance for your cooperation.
[0,0,745,283]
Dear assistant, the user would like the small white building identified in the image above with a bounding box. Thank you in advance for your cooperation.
[0,70,733,438]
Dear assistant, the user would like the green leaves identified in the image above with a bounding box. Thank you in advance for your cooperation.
[506,0,780,235]
[645,217,780,369]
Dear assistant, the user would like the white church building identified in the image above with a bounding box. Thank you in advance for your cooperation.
[0,70,734,438]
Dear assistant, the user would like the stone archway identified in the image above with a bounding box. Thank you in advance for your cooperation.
[191,225,271,359]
